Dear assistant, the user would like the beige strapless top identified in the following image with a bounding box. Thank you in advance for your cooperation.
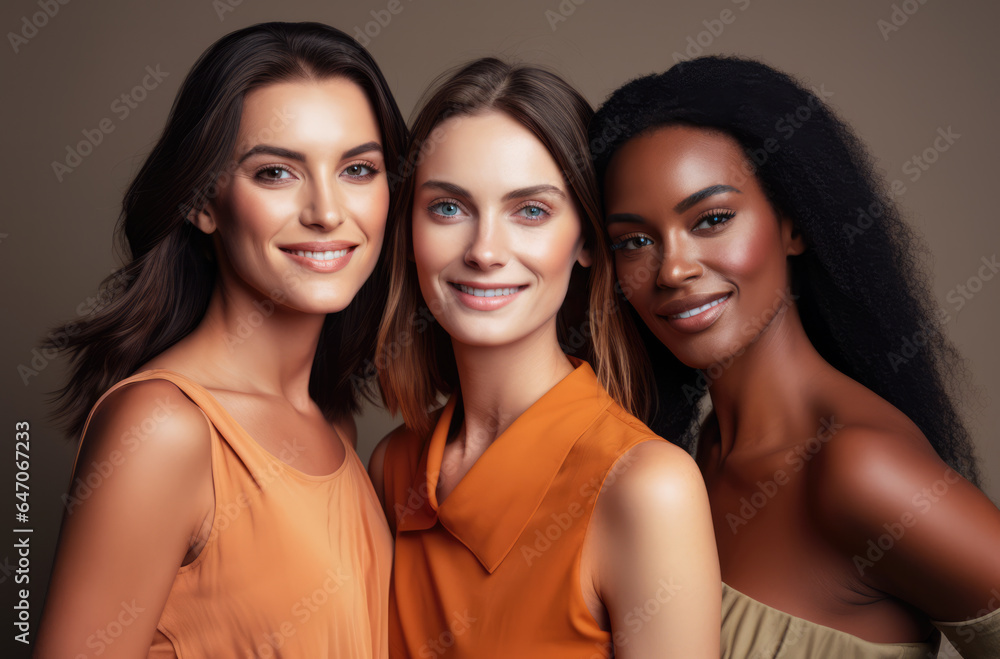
[721,583,938,659]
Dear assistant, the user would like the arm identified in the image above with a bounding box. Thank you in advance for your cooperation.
[368,433,391,512]
[591,439,721,658]
[34,380,214,658]
[812,427,1000,657]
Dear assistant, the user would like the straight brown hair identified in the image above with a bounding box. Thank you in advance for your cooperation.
[376,57,648,437]
[43,22,408,437]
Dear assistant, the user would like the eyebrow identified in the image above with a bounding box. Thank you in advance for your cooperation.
[237,140,382,164]
[604,212,647,226]
[502,184,566,202]
[605,184,742,226]
[674,184,741,213]
[419,181,567,202]
[420,180,471,199]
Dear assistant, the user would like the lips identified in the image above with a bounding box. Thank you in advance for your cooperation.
[656,292,731,333]
[448,281,527,310]
[451,282,525,298]
[279,242,357,273]
[657,292,731,318]
[668,294,730,319]
[281,248,349,261]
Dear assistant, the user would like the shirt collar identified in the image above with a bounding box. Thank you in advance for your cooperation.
[395,357,613,573]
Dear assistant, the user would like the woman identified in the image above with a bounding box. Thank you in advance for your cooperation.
[590,55,1000,658]
[368,58,720,658]
[35,22,406,658]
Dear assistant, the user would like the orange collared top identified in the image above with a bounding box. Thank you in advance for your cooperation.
[381,358,663,658]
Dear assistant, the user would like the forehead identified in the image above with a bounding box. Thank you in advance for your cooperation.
[415,111,567,194]
[237,78,380,149]
[604,125,754,206]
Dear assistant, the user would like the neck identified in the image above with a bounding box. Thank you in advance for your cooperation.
[706,304,829,460]
[450,320,574,454]
[183,269,326,409]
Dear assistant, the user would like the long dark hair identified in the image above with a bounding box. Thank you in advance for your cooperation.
[44,22,407,437]
[376,57,645,437]
[589,55,980,484]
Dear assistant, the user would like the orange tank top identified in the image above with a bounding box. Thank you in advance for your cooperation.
[381,359,661,658]
[71,369,392,658]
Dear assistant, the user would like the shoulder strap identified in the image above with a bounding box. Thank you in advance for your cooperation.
[67,369,237,493]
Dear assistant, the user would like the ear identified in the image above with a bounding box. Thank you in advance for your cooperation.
[576,243,593,268]
[780,215,806,256]
[187,204,217,235]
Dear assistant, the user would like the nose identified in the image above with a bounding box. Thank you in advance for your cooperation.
[656,233,702,288]
[300,175,346,230]
[464,213,509,270]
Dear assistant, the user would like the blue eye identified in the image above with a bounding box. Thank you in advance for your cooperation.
[430,201,462,218]
[516,205,548,220]
[693,210,735,231]
[610,234,654,251]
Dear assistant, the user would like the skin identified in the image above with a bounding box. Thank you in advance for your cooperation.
[603,124,1000,643]
[35,78,387,658]
[369,111,720,657]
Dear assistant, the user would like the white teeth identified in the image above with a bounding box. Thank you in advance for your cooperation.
[454,283,518,297]
[289,249,348,261]
[671,295,730,319]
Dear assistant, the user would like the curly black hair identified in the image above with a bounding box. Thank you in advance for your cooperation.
[589,55,980,485]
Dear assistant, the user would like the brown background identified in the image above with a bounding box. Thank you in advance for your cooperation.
[1,0,997,656]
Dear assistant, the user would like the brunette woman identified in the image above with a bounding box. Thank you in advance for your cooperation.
[369,58,720,658]
[590,55,1000,658]
[35,22,406,658]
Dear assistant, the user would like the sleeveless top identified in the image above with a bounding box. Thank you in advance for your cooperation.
[723,582,1000,658]
[381,358,661,658]
[721,583,936,658]
[71,369,392,658]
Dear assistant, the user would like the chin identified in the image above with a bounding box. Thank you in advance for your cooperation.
[285,287,365,315]
[438,320,528,349]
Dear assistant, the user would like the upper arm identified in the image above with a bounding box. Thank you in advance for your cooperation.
[368,433,392,512]
[369,422,426,534]
[811,427,1000,622]
[35,380,214,658]
[592,439,721,658]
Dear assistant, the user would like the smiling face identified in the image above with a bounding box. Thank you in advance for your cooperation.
[603,125,804,370]
[192,77,389,314]
[411,110,591,349]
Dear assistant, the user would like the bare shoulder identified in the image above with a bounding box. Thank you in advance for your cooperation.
[36,378,215,658]
[370,422,413,467]
[805,418,1000,617]
[83,378,212,468]
[596,438,708,525]
[806,419,953,532]
[590,438,720,656]
[368,422,411,507]
[798,371,952,522]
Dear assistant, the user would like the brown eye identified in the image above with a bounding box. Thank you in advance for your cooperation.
[610,234,654,252]
[693,210,735,231]
[343,163,378,179]
[256,166,292,181]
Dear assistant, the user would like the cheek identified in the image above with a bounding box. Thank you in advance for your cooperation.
[411,217,454,292]
[615,251,660,301]
[216,184,288,258]
[345,182,390,240]
[520,221,584,282]
[716,223,786,287]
